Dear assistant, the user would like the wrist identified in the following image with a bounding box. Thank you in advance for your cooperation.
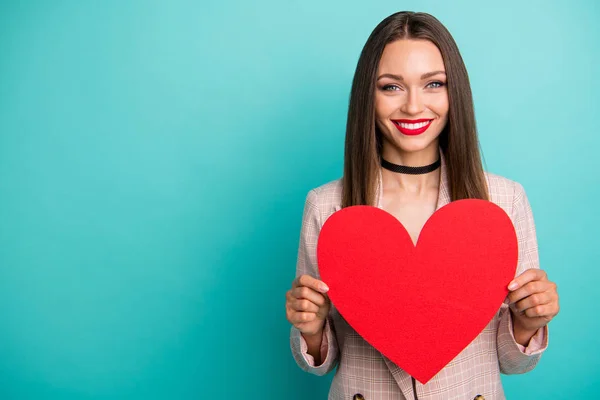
[302,328,325,365]
[511,311,540,346]
[302,328,324,344]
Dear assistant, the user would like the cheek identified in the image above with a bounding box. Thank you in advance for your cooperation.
[429,95,449,118]
[374,95,397,118]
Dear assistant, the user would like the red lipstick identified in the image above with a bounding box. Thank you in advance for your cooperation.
[392,119,433,136]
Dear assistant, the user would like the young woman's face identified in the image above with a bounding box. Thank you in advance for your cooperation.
[375,39,449,156]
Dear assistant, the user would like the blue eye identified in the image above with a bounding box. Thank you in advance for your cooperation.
[427,81,445,89]
[382,84,400,91]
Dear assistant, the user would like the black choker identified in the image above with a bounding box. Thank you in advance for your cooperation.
[380,157,441,175]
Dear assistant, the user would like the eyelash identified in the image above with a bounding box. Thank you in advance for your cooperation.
[381,81,445,91]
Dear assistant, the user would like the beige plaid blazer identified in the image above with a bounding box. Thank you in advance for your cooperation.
[290,154,548,400]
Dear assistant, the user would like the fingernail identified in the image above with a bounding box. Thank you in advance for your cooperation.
[320,284,329,292]
[508,281,518,290]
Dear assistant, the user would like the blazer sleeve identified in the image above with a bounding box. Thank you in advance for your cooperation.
[290,189,339,376]
[496,181,549,374]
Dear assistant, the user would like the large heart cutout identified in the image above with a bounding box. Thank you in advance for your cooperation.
[317,199,517,384]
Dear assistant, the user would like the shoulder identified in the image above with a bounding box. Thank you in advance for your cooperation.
[484,171,529,219]
[310,178,343,201]
[303,178,343,225]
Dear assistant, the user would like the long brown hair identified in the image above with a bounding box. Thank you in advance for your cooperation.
[342,11,488,207]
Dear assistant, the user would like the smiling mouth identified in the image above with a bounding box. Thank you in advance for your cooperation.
[392,119,433,136]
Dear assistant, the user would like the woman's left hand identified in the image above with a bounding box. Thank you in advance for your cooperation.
[507,269,559,339]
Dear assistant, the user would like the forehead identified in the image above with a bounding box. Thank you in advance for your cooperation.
[378,39,445,75]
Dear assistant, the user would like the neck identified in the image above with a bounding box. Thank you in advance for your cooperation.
[380,146,440,194]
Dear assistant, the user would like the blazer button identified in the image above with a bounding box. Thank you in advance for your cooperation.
[473,395,485,400]
[353,394,365,400]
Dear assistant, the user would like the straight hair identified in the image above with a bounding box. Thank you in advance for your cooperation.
[342,11,488,207]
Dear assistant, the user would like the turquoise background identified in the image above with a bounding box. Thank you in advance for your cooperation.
[0,0,597,398]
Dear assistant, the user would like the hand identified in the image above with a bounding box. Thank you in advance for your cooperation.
[286,274,331,337]
[508,269,559,340]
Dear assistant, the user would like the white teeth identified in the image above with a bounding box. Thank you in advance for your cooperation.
[397,121,431,129]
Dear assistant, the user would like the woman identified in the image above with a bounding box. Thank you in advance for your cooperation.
[285,11,559,400]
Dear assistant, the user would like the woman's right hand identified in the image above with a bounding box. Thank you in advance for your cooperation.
[286,274,331,337]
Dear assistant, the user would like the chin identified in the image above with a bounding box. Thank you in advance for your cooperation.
[393,135,440,154]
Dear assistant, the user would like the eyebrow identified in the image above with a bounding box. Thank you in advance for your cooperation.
[377,70,446,81]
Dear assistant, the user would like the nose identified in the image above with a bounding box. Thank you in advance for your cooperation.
[400,88,425,115]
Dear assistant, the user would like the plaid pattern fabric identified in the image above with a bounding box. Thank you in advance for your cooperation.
[290,154,548,400]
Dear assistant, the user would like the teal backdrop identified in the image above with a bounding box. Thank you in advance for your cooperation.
[0,0,598,398]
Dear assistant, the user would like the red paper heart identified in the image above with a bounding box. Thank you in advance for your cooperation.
[317,199,517,384]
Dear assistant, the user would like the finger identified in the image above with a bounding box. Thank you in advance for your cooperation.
[508,279,553,304]
[291,311,317,324]
[291,298,320,313]
[509,280,558,305]
[293,274,329,293]
[508,280,548,304]
[291,286,327,307]
[513,292,552,313]
[508,269,547,291]
[524,304,557,319]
